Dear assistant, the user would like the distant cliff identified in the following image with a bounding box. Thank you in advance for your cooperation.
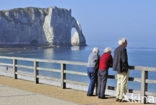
[0,7,86,46]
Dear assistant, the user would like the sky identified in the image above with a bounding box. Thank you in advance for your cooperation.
[0,0,156,48]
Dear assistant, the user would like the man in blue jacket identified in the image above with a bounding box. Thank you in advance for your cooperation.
[113,38,129,102]
[87,48,100,96]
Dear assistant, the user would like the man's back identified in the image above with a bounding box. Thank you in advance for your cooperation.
[87,52,99,67]
[113,45,128,73]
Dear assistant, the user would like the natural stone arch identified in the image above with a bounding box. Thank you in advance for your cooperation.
[71,17,86,46]
[0,7,86,46]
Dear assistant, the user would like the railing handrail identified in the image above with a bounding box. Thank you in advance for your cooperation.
[0,56,88,66]
[0,56,156,71]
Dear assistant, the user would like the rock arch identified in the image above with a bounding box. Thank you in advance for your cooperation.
[0,7,86,46]
[71,17,86,46]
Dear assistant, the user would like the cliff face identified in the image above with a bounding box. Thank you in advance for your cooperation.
[0,7,86,46]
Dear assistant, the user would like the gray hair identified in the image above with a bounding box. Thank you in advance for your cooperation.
[118,38,127,45]
[92,48,99,53]
[104,47,111,53]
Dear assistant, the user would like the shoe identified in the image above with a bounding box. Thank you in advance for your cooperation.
[119,99,127,102]
[116,98,120,102]
[98,96,107,99]
[98,97,104,99]
[87,94,93,96]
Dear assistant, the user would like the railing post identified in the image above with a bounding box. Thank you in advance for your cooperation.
[141,70,148,104]
[61,63,66,89]
[13,59,17,79]
[34,61,39,84]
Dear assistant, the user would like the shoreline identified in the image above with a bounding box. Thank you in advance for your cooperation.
[0,45,55,53]
[0,45,86,53]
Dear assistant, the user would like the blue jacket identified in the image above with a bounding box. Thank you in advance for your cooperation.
[113,45,128,73]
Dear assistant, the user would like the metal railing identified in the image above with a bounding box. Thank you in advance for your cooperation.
[0,56,155,104]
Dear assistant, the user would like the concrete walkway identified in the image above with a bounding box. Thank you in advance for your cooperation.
[0,84,80,105]
[0,76,155,105]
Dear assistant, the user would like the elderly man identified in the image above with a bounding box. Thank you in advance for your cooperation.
[113,38,129,102]
[87,48,100,96]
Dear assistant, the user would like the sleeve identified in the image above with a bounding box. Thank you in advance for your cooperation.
[121,48,128,64]
[109,55,113,67]
[94,54,100,71]
[121,48,128,72]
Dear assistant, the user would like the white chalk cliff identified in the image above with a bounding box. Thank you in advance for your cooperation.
[0,7,86,46]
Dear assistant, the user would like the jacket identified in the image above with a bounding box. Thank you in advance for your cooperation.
[113,45,128,73]
[99,53,113,70]
[87,52,100,71]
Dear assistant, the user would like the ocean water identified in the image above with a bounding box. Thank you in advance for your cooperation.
[0,45,156,92]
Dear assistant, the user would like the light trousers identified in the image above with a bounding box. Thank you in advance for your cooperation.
[116,70,129,99]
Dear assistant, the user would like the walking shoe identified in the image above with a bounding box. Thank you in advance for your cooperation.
[98,96,107,99]
[116,98,120,102]
[119,99,127,102]
[87,94,93,96]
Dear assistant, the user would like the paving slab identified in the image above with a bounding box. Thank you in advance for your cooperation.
[0,84,80,105]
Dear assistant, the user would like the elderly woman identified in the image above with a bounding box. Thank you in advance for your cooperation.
[87,48,100,96]
[98,47,113,99]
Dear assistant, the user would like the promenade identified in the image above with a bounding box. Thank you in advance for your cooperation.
[0,76,154,105]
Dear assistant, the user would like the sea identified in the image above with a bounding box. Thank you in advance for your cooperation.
[0,45,156,92]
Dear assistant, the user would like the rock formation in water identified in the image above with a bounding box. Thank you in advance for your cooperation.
[0,7,86,46]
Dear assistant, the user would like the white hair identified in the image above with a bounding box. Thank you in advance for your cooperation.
[104,47,111,53]
[92,48,99,53]
[118,38,127,45]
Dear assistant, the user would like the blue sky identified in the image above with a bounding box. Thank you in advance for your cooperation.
[0,0,156,48]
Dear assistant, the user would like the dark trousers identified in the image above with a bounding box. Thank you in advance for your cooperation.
[87,67,97,95]
[98,70,108,98]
